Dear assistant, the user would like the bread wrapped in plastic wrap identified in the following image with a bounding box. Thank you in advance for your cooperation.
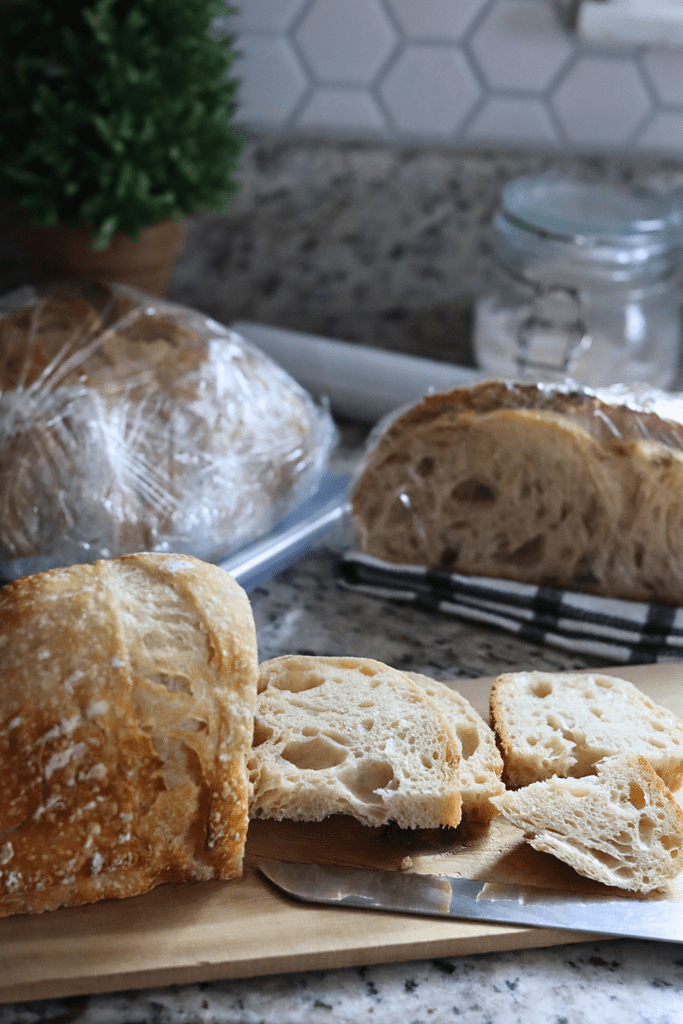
[0,281,336,581]
[351,379,683,606]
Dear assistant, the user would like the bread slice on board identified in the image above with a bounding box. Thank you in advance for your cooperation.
[0,553,258,917]
[492,753,683,892]
[350,379,683,605]
[248,655,462,829]
[490,670,683,790]
[404,672,504,822]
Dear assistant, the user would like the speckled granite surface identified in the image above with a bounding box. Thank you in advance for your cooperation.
[3,137,683,369]
[2,426,682,1024]
[167,137,683,368]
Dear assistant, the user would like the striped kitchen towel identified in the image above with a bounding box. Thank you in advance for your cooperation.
[338,551,683,664]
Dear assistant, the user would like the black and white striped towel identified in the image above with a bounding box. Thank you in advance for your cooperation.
[338,551,683,664]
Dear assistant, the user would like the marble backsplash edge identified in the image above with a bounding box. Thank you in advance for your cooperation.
[3,136,683,366]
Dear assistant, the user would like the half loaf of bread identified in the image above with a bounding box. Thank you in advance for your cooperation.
[490,671,683,791]
[492,754,683,892]
[248,656,462,829]
[404,672,504,822]
[351,380,683,605]
[0,552,258,917]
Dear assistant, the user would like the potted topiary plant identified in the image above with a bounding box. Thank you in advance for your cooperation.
[0,0,243,296]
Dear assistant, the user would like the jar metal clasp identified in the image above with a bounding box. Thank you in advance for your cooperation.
[516,284,592,375]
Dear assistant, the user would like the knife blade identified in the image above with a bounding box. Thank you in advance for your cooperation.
[258,860,683,943]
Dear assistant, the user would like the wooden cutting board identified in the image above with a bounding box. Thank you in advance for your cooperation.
[1,662,682,1005]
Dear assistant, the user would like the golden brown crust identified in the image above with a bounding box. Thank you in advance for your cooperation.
[369,381,683,450]
[0,552,258,917]
[489,679,525,788]
[629,755,683,830]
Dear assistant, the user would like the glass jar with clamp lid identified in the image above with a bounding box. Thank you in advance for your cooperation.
[473,171,683,388]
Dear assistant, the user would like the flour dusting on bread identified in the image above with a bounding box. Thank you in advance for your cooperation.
[0,552,258,917]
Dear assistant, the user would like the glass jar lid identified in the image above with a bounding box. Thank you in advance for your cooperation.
[494,171,683,286]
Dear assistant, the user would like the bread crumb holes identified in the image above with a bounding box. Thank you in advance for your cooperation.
[530,678,553,698]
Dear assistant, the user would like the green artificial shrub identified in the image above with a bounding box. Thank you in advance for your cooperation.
[0,0,244,248]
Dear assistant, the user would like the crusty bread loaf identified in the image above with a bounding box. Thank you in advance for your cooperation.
[404,672,504,822]
[490,671,683,791]
[492,754,683,892]
[0,284,332,574]
[0,552,258,917]
[351,380,683,606]
[248,656,462,830]
[0,291,102,390]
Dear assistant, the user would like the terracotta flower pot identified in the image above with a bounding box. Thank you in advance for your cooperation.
[18,218,186,298]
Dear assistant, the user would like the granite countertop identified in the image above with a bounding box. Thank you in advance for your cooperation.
[2,423,683,1024]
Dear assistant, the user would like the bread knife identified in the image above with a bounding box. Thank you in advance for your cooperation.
[258,860,683,943]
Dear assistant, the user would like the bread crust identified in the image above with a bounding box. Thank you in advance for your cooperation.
[404,672,504,822]
[361,380,683,450]
[351,380,683,605]
[0,552,258,917]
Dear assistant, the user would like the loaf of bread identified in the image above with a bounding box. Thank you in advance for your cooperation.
[248,656,462,830]
[0,552,258,917]
[0,282,333,579]
[351,380,683,605]
[490,670,683,791]
[404,672,504,822]
[492,754,683,892]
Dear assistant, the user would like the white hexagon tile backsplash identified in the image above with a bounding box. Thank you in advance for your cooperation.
[229,0,683,154]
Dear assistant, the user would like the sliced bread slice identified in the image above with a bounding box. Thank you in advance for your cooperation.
[491,753,683,892]
[490,671,683,791]
[404,672,504,822]
[248,655,461,830]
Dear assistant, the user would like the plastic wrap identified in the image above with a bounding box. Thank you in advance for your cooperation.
[350,378,683,607]
[356,379,683,458]
[0,281,336,582]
